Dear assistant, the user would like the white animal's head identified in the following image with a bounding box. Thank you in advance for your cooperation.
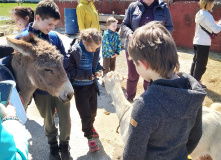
[103,71,125,94]
[6,34,74,103]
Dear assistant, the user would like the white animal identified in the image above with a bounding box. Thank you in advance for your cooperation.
[190,103,221,160]
[103,71,132,143]
[104,71,221,160]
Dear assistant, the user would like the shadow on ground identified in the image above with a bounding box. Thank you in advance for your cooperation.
[205,89,221,103]
[25,119,48,160]
[77,139,111,160]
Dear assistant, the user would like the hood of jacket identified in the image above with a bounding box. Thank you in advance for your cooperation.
[79,0,94,4]
[149,73,206,118]
[195,10,207,24]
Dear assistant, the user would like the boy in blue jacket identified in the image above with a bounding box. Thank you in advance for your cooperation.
[123,21,206,160]
[1,0,71,159]
[102,17,121,80]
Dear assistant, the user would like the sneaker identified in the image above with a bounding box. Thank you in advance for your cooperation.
[92,127,99,138]
[88,139,99,152]
[127,98,133,103]
[49,143,61,160]
[198,81,207,88]
[59,142,70,160]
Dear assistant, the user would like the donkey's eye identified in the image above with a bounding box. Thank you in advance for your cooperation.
[44,69,53,74]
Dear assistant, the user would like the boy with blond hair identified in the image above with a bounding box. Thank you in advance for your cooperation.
[123,21,206,160]
[102,17,121,81]
[1,0,71,159]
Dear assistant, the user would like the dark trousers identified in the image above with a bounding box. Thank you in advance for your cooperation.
[34,94,71,144]
[125,50,150,100]
[103,57,116,75]
[190,45,210,81]
[73,83,97,139]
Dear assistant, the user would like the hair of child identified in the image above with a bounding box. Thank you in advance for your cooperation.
[11,6,34,23]
[106,17,118,26]
[79,28,102,45]
[128,21,180,79]
[199,0,215,11]
[35,0,60,20]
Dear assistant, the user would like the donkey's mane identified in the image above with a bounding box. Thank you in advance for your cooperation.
[20,33,63,62]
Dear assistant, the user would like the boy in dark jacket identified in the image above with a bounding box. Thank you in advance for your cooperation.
[1,0,71,159]
[123,21,206,160]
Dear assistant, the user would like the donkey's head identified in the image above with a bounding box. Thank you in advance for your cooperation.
[6,34,74,104]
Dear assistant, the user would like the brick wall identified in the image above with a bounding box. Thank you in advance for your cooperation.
[55,0,221,52]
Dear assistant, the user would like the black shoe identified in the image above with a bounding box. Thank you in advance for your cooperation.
[60,142,70,160]
[49,143,61,160]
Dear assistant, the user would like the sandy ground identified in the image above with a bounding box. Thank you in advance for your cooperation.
[0,29,217,160]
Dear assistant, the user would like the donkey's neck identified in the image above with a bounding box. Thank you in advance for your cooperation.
[110,82,132,119]
[12,55,36,109]
[15,73,36,109]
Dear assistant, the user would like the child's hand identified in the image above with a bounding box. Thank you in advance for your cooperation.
[111,54,118,58]
[95,70,103,77]
[92,74,95,80]
[0,102,17,119]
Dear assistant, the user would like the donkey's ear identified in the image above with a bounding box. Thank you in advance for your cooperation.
[6,37,34,56]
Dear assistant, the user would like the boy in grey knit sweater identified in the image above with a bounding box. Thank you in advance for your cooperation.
[123,21,206,160]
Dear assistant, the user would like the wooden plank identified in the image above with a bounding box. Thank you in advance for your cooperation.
[99,14,125,22]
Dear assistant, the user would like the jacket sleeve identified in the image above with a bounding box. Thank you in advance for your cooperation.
[68,48,92,81]
[121,3,134,38]
[186,107,202,154]
[76,5,86,32]
[2,120,28,160]
[164,7,174,33]
[0,45,14,58]
[204,14,221,34]
[102,32,114,57]
[115,34,121,54]
[95,57,104,72]
[123,100,156,160]
[56,35,70,71]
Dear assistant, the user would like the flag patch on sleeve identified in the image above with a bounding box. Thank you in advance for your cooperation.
[130,118,137,127]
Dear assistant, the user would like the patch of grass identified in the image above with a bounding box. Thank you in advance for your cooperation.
[0,3,37,17]
[0,19,15,25]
